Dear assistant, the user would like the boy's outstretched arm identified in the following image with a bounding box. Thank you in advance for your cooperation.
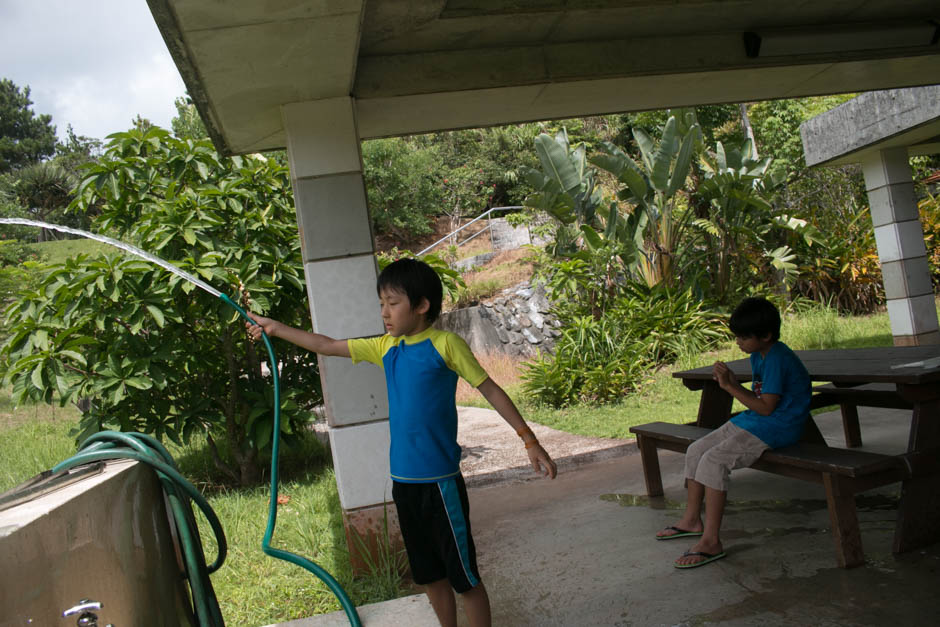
[246,313,350,358]
[477,377,557,479]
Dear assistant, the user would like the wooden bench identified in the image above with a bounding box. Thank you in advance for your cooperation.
[810,383,912,448]
[628,421,907,568]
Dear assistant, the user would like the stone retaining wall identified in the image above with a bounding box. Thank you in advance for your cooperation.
[437,283,560,358]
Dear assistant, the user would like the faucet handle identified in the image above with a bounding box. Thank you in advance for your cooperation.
[62,599,102,617]
[62,599,106,626]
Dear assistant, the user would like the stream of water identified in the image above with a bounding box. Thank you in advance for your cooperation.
[0,218,223,298]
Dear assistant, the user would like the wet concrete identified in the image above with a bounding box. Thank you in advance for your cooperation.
[457,406,637,487]
[290,406,940,626]
[466,407,938,626]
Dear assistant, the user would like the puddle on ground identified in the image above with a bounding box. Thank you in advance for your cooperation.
[601,492,899,515]
[600,493,684,509]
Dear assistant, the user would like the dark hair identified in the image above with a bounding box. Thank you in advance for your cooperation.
[376,258,443,323]
[729,297,781,342]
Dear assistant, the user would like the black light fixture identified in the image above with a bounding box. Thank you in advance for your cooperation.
[744,21,939,58]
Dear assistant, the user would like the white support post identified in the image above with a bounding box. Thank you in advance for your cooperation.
[281,97,400,571]
[862,147,939,346]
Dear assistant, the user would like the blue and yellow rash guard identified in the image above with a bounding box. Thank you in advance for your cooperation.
[348,327,489,483]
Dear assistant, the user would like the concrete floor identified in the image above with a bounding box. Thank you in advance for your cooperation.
[285,407,940,626]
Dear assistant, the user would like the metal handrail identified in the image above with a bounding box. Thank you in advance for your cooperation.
[418,206,522,256]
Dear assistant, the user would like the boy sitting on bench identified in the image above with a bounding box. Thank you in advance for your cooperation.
[656,297,811,568]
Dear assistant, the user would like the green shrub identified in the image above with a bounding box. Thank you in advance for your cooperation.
[1,128,314,487]
[520,355,576,408]
[451,277,504,308]
[921,194,940,288]
[0,242,46,337]
[0,238,44,265]
[521,284,728,407]
[789,206,883,314]
[615,283,730,365]
[522,315,647,407]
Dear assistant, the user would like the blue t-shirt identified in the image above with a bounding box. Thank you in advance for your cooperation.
[347,327,489,483]
[730,341,811,448]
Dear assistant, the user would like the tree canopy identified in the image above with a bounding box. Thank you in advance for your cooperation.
[1,127,315,486]
[0,79,57,173]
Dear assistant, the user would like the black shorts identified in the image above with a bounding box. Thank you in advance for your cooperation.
[392,474,482,593]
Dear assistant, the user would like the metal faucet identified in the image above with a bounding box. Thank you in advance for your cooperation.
[62,599,114,627]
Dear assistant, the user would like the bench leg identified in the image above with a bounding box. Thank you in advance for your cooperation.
[636,435,664,497]
[823,473,864,568]
[840,403,863,448]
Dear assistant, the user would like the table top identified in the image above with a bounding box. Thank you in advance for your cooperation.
[673,345,940,385]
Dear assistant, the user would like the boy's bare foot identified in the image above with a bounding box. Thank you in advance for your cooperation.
[655,520,704,539]
[674,539,725,568]
[655,525,703,540]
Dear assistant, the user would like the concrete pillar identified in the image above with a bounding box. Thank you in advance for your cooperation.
[281,98,399,571]
[861,147,939,346]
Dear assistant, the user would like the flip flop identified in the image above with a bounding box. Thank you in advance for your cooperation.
[655,525,704,540]
[674,550,727,569]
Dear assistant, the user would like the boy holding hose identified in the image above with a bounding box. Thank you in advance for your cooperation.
[247,257,556,627]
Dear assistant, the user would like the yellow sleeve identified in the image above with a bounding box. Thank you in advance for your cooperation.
[436,331,489,388]
[347,336,387,367]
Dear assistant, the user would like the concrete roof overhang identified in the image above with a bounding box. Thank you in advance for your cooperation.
[801,85,940,167]
[146,0,940,156]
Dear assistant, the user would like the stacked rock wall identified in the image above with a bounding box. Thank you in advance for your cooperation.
[437,283,560,358]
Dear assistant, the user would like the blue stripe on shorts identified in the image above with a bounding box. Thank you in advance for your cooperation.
[438,478,479,588]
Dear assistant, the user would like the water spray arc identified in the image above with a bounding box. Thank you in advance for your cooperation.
[2,218,223,297]
[1,218,362,627]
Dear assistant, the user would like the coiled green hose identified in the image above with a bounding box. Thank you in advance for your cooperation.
[52,431,226,626]
[51,293,361,627]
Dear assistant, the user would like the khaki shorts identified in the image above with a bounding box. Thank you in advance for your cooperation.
[685,421,769,492]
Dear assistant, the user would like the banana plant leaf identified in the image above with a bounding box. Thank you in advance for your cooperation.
[534,133,583,195]
[649,117,679,192]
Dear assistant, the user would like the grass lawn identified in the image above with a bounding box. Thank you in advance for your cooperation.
[459,303,897,439]
[27,237,112,263]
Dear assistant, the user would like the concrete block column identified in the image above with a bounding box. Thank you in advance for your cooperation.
[862,148,939,346]
[281,98,400,571]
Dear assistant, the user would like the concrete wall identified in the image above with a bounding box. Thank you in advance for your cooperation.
[0,461,192,626]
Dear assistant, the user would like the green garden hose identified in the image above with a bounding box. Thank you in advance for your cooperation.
[52,431,226,626]
[51,294,361,627]
[219,293,362,627]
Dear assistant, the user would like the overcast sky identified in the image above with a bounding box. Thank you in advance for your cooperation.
[1,0,187,142]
